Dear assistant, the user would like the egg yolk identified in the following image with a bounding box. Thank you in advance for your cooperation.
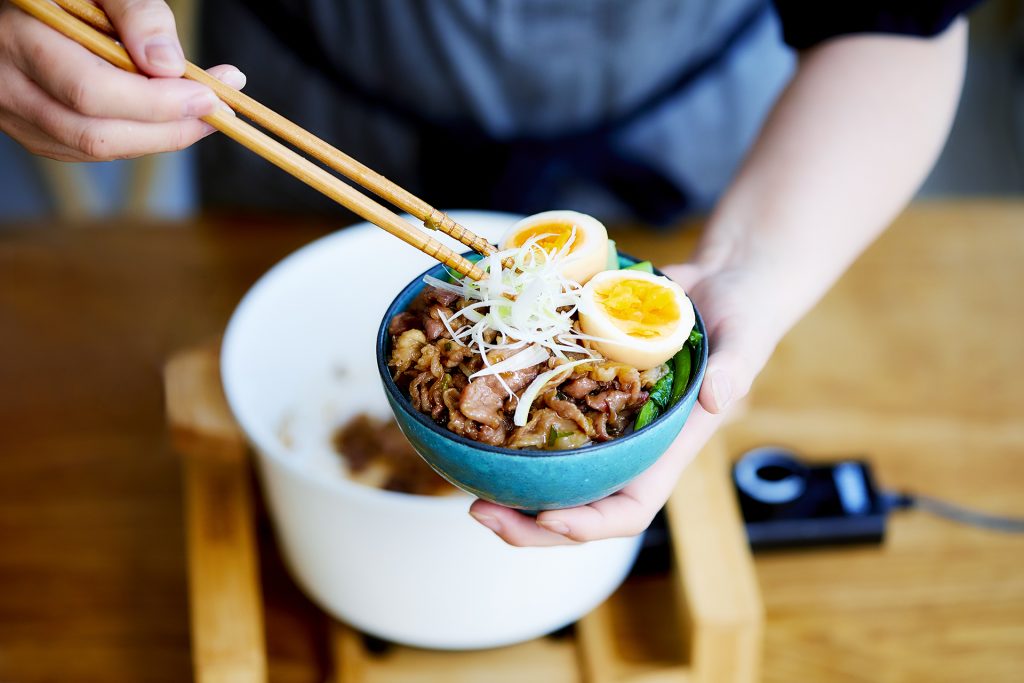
[593,279,679,338]
[512,221,582,254]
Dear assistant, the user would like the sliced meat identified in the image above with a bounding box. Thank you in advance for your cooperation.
[544,390,594,437]
[477,424,508,446]
[504,363,542,393]
[479,347,544,393]
[415,344,444,378]
[508,408,581,450]
[459,378,505,429]
[562,376,598,399]
[590,362,643,402]
[333,414,455,496]
[423,305,454,341]
[423,316,446,341]
[448,407,482,442]
[390,329,426,375]
[592,412,613,441]
[440,341,473,368]
[389,312,420,336]
[423,285,460,308]
[586,389,631,423]
[409,373,445,420]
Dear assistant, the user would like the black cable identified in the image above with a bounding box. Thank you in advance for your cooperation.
[883,491,1024,534]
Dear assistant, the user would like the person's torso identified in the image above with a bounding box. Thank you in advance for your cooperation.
[200,0,794,222]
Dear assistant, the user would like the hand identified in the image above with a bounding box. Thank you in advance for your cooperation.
[0,0,245,161]
[469,258,780,546]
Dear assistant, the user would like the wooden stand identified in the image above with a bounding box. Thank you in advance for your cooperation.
[164,346,762,683]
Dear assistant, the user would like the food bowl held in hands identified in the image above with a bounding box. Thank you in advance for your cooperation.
[221,211,644,650]
[377,255,709,512]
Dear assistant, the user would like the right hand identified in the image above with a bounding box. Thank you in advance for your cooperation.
[0,0,245,161]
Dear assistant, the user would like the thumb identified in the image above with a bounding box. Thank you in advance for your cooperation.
[102,0,185,77]
[697,318,760,414]
[660,262,706,292]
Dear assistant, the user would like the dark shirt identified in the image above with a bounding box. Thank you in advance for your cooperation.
[774,1,986,50]
[198,0,983,222]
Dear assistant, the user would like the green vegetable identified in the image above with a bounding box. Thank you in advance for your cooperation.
[668,345,692,407]
[664,329,704,407]
[647,367,674,408]
[634,399,660,430]
[634,367,674,432]
[606,240,619,270]
[546,425,576,448]
[624,260,654,273]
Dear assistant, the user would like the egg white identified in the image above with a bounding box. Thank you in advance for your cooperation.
[578,270,694,371]
[499,210,609,285]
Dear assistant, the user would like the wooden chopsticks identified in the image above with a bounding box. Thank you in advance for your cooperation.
[14,0,489,280]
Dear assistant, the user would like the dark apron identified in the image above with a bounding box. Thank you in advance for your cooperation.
[205,0,773,225]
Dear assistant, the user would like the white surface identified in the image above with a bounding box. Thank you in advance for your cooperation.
[221,211,642,650]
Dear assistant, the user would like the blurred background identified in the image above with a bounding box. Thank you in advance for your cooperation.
[1,0,1021,222]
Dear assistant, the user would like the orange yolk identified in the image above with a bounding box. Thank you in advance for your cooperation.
[512,221,582,254]
[593,279,679,338]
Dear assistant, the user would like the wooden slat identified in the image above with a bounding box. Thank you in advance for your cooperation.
[330,621,580,683]
[165,347,267,683]
[668,437,763,683]
[575,436,761,683]
[577,598,691,683]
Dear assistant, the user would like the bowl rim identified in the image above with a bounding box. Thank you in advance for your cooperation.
[376,253,709,459]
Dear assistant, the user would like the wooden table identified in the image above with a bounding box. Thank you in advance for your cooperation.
[1,201,1022,682]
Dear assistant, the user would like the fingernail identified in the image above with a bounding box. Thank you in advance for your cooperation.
[470,511,502,534]
[538,519,570,535]
[220,69,247,90]
[199,123,217,138]
[144,37,184,71]
[183,91,217,118]
[710,370,733,410]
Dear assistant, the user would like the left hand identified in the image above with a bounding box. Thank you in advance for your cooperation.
[469,257,780,545]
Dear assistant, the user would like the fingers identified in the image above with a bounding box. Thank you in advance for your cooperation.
[206,63,247,90]
[0,0,244,160]
[538,408,719,542]
[698,315,760,414]
[0,111,81,161]
[660,263,705,291]
[469,501,579,547]
[537,492,653,542]
[14,21,219,122]
[661,262,742,412]
[4,57,249,160]
[101,0,185,77]
[530,407,721,544]
[9,68,212,160]
[468,408,724,547]
[664,261,773,415]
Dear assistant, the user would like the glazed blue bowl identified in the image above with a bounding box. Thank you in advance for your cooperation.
[376,254,708,511]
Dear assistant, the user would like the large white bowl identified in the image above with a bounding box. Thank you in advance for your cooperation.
[221,211,642,650]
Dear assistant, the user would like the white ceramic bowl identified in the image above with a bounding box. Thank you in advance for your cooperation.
[221,211,642,650]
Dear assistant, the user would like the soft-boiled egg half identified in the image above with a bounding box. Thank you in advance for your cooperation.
[499,210,609,285]
[579,270,695,371]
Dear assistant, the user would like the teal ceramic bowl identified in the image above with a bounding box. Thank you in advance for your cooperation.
[376,254,708,511]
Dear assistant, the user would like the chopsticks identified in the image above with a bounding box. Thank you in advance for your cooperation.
[13,0,489,280]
